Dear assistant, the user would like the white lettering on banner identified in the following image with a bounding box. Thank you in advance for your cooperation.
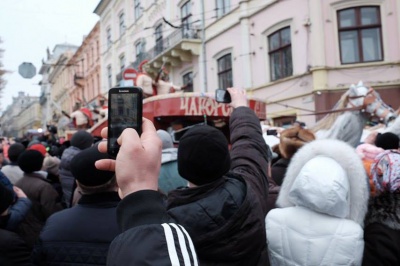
[124,73,137,78]
[180,97,232,116]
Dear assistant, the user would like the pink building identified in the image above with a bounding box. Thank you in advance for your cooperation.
[68,22,102,113]
[94,0,400,127]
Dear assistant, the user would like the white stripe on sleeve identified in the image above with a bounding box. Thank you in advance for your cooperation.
[161,223,180,266]
[169,223,193,266]
[177,224,198,266]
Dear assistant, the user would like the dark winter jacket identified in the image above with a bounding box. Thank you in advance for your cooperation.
[32,192,121,265]
[267,157,290,214]
[0,229,32,266]
[107,190,198,266]
[6,197,32,231]
[59,146,81,207]
[271,157,290,186]
[167,107,270,266]
[362,193,400,266]
[15,172,63,248]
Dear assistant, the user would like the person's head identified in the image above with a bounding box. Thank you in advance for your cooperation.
[293,121,306,128]
[8,143,26,163]
[371,150,400,195]
[70,130,94,150]
[28,143,47,157]
[70,143,116,194]
[157,130,174,150]
[375,132,399,150]
[73,102,81,111]
[0,183,13,216]
[277,139,369,225]
[178,125,230,186]
[17,150,44,173]
[279,127,315,159]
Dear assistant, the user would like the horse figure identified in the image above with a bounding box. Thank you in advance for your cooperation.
[311,81,396,147]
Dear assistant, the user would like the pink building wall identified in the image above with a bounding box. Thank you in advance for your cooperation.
[68,22,101,112]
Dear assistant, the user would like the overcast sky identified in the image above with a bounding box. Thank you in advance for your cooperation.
[0,0,100,112]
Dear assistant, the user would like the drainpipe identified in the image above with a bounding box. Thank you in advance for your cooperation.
[201,0,207,93]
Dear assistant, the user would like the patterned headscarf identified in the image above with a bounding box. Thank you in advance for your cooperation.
[371,150,400,194]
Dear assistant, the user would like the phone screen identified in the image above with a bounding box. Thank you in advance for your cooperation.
[107,87,143,157]
[266,129,278,136]
[215,89,231,103]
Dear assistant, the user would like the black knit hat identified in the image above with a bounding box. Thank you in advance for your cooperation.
[70,143,115,187]
[178,125,230,186]
[0,183,13,214]
[8,143,26,162]
[70,130,94,150]
[375,132,399,150]
[17,150,44,173]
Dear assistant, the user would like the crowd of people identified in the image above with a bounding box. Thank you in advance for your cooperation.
[0,87,399,265]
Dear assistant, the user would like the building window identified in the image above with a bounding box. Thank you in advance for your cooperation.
[181,1,192,38]
[216,0,230,18]
[119,12,126,36]
[135,41,142,57]
[106,27,112,48]
[119,54,125,72]
[217,54,232,89]
[107,65,112,89]
[338,6,383,64]
[134,0,142,20]
[91,46,94,65]
[155,24,163,55]
[268,27,292,81]
[183,72,193,92]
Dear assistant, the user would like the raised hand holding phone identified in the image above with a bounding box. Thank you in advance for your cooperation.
[96,118,162,198]
[107,87,143,157]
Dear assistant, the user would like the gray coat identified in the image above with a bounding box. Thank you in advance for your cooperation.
[59,146,81,207]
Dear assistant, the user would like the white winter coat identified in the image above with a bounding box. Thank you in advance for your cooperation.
[266,139,369,266]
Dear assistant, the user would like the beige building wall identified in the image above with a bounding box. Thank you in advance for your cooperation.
[16,100,41,137]
[48,50,76,118]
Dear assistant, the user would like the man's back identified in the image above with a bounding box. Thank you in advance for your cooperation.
[167,104,270,265]
[16,172,63,248]
[32,192,120,265]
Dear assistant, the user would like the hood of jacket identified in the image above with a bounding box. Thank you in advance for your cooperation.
[276,139,369,227]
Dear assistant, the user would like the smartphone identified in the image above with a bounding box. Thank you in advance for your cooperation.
[107,87,143,157]
[215,89,231,103]
[266,129,278,136]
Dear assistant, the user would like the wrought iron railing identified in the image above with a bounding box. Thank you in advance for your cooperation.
[115,28,200,83]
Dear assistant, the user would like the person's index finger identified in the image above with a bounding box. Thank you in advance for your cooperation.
[142,118,157,133]
[95,159,116,172]
[101,127,108,139]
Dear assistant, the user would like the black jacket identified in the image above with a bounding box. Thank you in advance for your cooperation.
[362,193,400,266]
[167,107,270,265]
[107,190,198,266]
[32,192,121,265]
[0,229,32,266]
[16,172,63,248]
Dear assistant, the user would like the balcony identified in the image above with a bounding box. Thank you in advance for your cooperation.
[115,28,201,83]
[74,72,84,87]
[142,28,201,75]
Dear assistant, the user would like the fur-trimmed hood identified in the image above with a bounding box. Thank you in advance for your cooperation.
[279,127,315,159]
[276,139,370,226]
